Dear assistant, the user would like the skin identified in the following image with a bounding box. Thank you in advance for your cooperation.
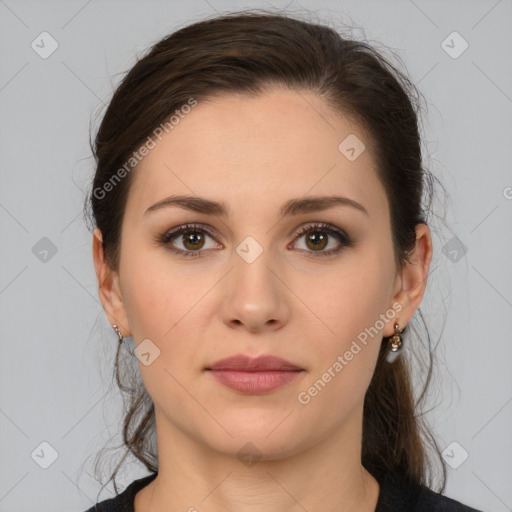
[93,87,432,512]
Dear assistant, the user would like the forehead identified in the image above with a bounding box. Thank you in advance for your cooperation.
[125,88,386,219]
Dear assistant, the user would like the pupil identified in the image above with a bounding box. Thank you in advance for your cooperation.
[311,233,322,244]
[186,232,202,248]
[308,232,326,250]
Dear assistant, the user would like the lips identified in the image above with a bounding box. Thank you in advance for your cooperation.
[206,354,303,372]
[205,354,304,394]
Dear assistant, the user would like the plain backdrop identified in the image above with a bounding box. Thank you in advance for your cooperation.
[0,1,511,511]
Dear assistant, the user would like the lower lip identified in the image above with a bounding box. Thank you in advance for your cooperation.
[206,369,303,394]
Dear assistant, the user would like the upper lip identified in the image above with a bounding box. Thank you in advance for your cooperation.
[206,354,303,372]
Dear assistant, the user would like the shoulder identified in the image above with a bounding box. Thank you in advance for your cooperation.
[416,485,484,512]
[375,471,484,512]
[82,473,158,512]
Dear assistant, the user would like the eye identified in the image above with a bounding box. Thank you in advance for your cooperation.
[159,223,221,258]
[290,222,353,257]
[159,222,353,258]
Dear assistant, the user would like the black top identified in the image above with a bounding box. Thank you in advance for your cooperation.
[83,471,484,512]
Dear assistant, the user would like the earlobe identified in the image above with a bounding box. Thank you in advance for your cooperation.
[92,228,131,336]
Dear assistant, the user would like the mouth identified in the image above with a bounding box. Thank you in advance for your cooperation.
[205,354,304,394]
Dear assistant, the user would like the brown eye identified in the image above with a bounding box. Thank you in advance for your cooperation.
[160,224,221,257]
[304,230,328,251]
[159,222,352,259]
[292,222,353,257]
[181,230,206,250]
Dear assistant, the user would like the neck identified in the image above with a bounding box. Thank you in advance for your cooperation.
[135,407,380,512]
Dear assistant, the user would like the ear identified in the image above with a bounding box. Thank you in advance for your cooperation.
[92,227,131,337]
[384,223,433,337]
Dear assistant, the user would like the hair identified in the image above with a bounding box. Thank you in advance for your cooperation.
[82,7,448,499]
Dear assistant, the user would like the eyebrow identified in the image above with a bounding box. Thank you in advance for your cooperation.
[144,194,369,218]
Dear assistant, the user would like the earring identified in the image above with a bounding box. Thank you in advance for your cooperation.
[385,321,404,364]
[388,321,403,353]
[112,324,135,356]
[112,324,124,343]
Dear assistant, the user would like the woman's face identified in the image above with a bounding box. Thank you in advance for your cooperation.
[94,87,428,460]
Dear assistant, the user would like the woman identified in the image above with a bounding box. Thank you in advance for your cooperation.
[83,9,484,512]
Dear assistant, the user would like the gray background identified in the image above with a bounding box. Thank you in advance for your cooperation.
[1,0,511,511]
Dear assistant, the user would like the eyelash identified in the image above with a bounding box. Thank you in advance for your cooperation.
[158,222,353,258]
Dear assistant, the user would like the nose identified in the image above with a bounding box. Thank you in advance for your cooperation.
[219,249,290,334]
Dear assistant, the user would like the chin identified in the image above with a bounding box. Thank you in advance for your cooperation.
[196,420,311,462]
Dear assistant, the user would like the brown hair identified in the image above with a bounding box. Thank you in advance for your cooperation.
[83,8,447,498]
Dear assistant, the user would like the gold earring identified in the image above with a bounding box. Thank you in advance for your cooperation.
[388,321,403,353]
[385,321,404,364]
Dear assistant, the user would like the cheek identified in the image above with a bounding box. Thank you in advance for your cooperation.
[119,263,204,408]
[294,266,389,422]
[297,257,392,339]
[294,257,392,401]
[121,269,169,339]
[119,241,194,337]
[119,249,212,374]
